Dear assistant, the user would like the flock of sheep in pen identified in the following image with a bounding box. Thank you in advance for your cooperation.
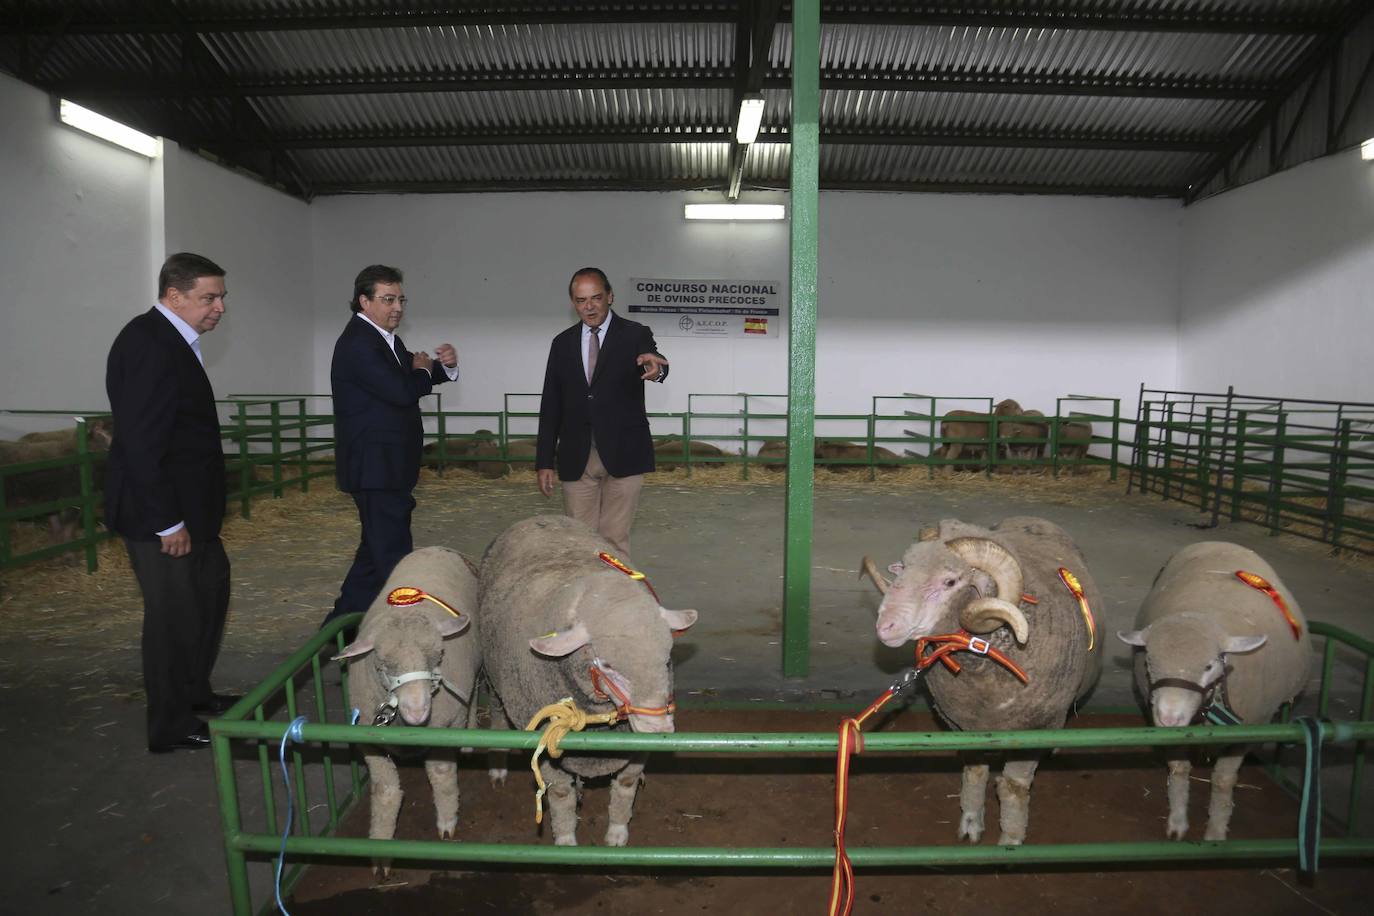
[428,397,1091,479]
[341,512,1309,870]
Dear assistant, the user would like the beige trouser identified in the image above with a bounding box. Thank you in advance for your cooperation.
[562,445,643,560]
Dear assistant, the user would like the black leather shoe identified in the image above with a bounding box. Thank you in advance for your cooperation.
[192,693,244,715]
[148,723,211,754]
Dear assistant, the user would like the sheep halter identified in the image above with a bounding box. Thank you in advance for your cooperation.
[1234,570,1302,640]
[386,586,464,618]
[1057,567,1097,650]
[913,631,1029,683]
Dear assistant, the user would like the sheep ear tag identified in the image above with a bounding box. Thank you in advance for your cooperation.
[1234,571,1302,640]
[387,586,468,628]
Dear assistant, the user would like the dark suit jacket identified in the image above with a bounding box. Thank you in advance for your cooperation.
[536,312,667,481]
[331,314,452,493]
[104,308,227,542]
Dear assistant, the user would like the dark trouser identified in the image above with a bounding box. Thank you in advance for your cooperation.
[125,536,231,747]
[322,489,415,627]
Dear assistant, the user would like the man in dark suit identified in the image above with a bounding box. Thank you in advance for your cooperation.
[105,252,235,753]
[321,265,458,627]
[536,267,669,559]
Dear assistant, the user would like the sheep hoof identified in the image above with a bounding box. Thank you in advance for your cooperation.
[488,768,508,786]
[957,814,984,844]
[997,832,1025,847]
[1203,823,1228,842]
[554,834,578,847]
[604,825,629,847]
[372,861,392,880]
[1166,818,1189,840]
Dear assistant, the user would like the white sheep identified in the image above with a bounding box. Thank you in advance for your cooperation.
[479,515,698,847]
[864,517,1103,845]
[333,546,481,873]
[1118,541,1312,840]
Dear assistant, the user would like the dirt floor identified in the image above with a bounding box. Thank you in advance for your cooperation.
[2,467,1372,915]
[286,709,1373,916]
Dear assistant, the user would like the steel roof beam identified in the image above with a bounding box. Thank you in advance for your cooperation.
[1185,1,1374,203]
[222,126,1220,153]
[55,67,1275,101]
[0,2,1335,36]
[728,0,784,199]
[309,177,1183,197]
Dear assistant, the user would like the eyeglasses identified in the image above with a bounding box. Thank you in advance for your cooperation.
[371,294,408,307]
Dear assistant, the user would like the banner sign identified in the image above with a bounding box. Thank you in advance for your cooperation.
[623,277,782,338]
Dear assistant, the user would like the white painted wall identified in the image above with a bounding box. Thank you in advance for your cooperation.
[1179,148,1374,402]
[0,72,154,433]
[310,190,1180,444]
[0,73,313,439]
[160,143,314,397]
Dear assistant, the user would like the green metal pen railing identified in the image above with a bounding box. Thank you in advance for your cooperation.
[213,618,1374,916]
[1128,387,1374,555]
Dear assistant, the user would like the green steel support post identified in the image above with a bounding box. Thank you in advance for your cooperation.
[1330,418,1352,551]
[1109,398,1120,481]
[77,417,98,572]
[212,728,253,916]
[297,398,309,493]
[237,402,251,519]
[741,396,751,482]
[783,0,819,678]
[1162,402,1175,499]
[1199,406,1215,511]
[271,401,283,498]
[1266,412,1287,535]
[1230,411,1249,522]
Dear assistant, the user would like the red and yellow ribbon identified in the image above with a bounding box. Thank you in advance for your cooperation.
[597,551,661,602]
[387,586,464,618]
[1057,567,1096,651]
[1235,570,1302,640]
[829,634,1030,916]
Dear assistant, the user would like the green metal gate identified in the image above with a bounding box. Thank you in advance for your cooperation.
[213,618,1374,915]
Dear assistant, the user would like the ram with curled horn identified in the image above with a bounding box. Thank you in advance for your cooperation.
[862,516,1103,846]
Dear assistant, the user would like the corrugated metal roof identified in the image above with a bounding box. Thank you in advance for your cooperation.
[2,0,1371,200]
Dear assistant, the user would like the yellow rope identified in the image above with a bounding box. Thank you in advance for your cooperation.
[525,698,621,824]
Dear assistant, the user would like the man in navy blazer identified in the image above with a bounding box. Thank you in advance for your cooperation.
[321,265,458,627]
[105,252,234,752]
[536,267,668,559]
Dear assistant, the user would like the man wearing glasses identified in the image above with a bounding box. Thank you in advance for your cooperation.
[321,265,458,627]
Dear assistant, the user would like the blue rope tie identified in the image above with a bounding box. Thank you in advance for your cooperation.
[275,716,308,916]
[1294,716,1326,875]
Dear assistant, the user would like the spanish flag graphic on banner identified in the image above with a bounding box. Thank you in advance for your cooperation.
[744,317,768,334]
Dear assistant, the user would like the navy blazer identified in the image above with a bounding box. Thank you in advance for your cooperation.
[104,308,227,541]
[536,312,667,481]
[331,314,451,493]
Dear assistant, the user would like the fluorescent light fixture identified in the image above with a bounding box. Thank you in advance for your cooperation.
[684,203,786,221]
[59,99,161,158]
[736,97,766,144]
[1363,137,1374,160]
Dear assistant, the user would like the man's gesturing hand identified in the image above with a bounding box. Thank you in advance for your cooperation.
[636,352,668,381]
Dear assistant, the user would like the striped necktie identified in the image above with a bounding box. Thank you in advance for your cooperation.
[587,325,600,384]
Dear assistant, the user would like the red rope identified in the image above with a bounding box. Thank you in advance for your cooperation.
[829,632,1029,916]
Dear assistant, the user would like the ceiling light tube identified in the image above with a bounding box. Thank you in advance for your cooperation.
[684,203,786,221]
[1363,138,1374,161]
[736,97,766,144]
[59,99,161,158]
